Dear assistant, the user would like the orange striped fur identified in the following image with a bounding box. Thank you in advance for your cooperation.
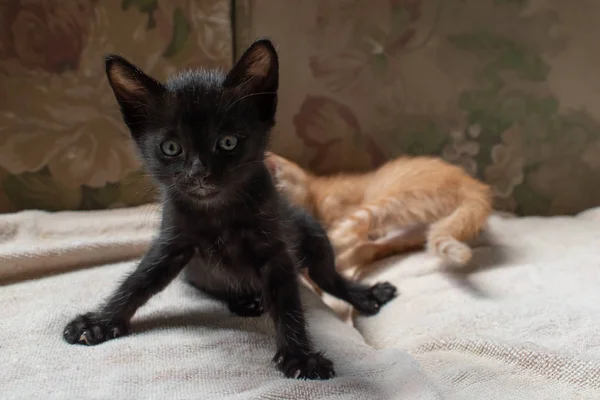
[266,152,492,277]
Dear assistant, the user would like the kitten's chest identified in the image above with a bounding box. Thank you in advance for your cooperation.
[183,223,272,295]
[191,224,272,266]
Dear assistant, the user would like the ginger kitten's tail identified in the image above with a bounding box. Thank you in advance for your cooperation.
[427,188,492,267]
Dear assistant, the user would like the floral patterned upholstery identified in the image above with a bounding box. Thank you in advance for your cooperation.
[235,0,600,215]
[0,0,231,212]
[2,0,599,215]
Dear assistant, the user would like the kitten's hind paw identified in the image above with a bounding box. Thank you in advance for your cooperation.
[63,313,129,345]
[429,236,472,267]
[274,351,335,380]
[352,282,397,316]
[228,295,265,317]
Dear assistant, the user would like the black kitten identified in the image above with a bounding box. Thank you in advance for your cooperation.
[63,39,397,380]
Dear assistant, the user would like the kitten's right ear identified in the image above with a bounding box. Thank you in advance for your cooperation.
[264,152,279,176]
[105,55,165,134]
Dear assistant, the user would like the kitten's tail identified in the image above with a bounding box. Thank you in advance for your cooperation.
[427,188,492,267]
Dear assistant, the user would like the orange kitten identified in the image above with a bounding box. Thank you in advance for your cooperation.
[266,152,492,277]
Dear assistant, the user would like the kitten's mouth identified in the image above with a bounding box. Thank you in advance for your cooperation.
[188,186,220,200]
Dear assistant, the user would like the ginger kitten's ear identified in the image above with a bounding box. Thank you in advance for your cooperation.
[105,55,165,136]
[224,39,279,122]
[264,152,280,176]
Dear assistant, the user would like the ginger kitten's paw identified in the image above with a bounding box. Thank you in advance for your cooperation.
[274,351,335,380]
[63,313,129,345]
[430,236,472,267]
[352,282,397,316]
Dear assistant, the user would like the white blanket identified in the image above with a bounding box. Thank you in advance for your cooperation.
[356,212,600,399]
[0,206,438,400]
[1,205,599,399]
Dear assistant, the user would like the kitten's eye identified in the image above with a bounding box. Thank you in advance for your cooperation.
[160,140,182,157]
[218,135,238,151]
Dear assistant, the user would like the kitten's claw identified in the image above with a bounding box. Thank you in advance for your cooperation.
[353,282,398,316]
[63,313,129,345]
[274,351,335,380]
[79,333,90,345]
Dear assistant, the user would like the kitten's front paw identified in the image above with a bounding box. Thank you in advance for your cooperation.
[274,351,335,380]
[228,295,265,317]
[354,282,397,316]
[63,313,129,345]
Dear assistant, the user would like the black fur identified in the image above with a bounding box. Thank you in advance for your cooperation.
[62,39,397,380]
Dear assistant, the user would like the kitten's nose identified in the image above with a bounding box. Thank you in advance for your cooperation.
[189,159,210,183]
[187,172,208,184]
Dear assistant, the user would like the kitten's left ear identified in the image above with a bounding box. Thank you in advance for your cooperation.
[224,39,279,122]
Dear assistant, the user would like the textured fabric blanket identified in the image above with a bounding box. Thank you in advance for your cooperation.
[1,205,600,399]
[354,210,600,399]
[0,206,438,400]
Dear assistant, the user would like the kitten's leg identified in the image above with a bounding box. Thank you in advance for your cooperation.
[349,198,486,267]
[328,197,430,254]
[329,195,489,267]
[263,250,335,380]
[427,198,490,266]
[298,213,397,316]
[63,240,193,345]
[335,224,427,270]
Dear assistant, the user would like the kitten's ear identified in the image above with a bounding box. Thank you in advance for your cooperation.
[224,39,278,122]
[105,55,165,135]
[264,152,279,176]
